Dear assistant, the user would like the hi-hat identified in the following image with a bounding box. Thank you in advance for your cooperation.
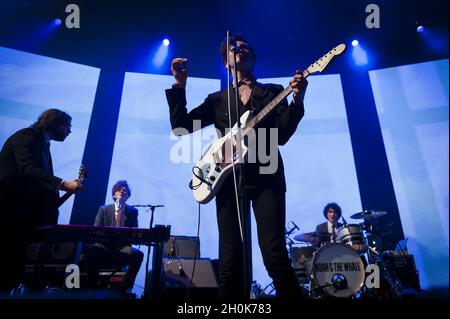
[350,210,387,220]
[293,231,330,243]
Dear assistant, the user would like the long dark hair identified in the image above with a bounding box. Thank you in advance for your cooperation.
[33,109,71,131]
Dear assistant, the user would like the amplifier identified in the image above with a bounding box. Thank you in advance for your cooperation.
[26,242,81,265]
[24,241,82,288]
[163,236,200,259]
[161,258,219,300]
[382,252,421,291]
[162,258,218,288]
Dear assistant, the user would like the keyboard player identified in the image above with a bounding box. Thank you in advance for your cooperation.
[84,180,144,293]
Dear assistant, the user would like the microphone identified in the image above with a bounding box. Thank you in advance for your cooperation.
[285,221,300,236]
[229,35,240,53]
[331,273,347,290]
[116,198,125,209]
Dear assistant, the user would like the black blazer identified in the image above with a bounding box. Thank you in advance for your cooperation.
[315,221,344,246]
[166,83,305,191]
[94,204,139,227]
[93,204,139,250]
[0,126,62,226]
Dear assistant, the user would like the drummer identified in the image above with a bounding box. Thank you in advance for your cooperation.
[312,202,344,248]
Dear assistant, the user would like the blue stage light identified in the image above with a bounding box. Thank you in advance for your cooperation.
[163,39,170,46]
[153,42,169,68]
[352,45,368,66]
[351,40,359,47]
[53,18,62,26]
[416,25,424,33]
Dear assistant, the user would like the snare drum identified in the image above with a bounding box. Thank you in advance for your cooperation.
[337,224,367,253]
[311,243,365,298]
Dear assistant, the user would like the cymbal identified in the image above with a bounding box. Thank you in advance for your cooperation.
[350,210,387,220]
[293,231,329,242]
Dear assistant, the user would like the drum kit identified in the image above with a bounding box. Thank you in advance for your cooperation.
[288,210,396,299]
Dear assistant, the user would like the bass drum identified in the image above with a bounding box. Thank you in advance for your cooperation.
[311,243,365,298]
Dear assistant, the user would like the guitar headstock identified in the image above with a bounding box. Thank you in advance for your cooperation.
[305,43,346,76]
[78,164,87,185]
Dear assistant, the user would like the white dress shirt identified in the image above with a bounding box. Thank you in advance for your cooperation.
[327,221,339,242]
[114,202,124,227]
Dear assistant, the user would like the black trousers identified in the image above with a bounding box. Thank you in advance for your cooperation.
[84,243,144,290]
[0,206,38,293]
[215,179,301,300]
[0,188,56,293]
[0,222,29,292]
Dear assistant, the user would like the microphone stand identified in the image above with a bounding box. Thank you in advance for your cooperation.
[135,204,164,299]
[285,230,295,255]
[228,31,252,299]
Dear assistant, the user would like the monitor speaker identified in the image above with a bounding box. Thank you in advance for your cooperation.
[26,241,80,265]
[161,258,219,300]
[163,236,200,259]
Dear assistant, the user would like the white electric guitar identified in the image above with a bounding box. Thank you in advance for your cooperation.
[190,44,346,204]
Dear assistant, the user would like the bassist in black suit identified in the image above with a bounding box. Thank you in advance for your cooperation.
[0,109,82,292]
[166,34,308,299]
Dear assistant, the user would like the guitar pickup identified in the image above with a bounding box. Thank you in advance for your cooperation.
[213,151,223,163]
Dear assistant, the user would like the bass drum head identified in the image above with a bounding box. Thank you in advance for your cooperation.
[312,243,365,298]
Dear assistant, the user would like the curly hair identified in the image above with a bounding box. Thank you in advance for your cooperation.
[111,180,131,200]
[323,202,342,219]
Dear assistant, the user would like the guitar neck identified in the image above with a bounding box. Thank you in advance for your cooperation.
[57,191,73,208]
[242,69,310,134]
[57,165,86,208]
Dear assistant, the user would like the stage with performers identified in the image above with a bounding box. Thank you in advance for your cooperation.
[0,0,448,305]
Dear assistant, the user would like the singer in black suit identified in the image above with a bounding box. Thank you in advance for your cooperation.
[313,202,344,248]
[0,109,82,292]
[166,34,308,299]
[84,180,143,292]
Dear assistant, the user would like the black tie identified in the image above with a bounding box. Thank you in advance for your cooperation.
[331,225,336,242]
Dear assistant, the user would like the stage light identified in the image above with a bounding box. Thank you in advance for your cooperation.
[351,44,368,66]
[416,25,424,33]
[152,40,169,68]
[351,40,359,47]
[53,18,62,26]
[163,39,170,46]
